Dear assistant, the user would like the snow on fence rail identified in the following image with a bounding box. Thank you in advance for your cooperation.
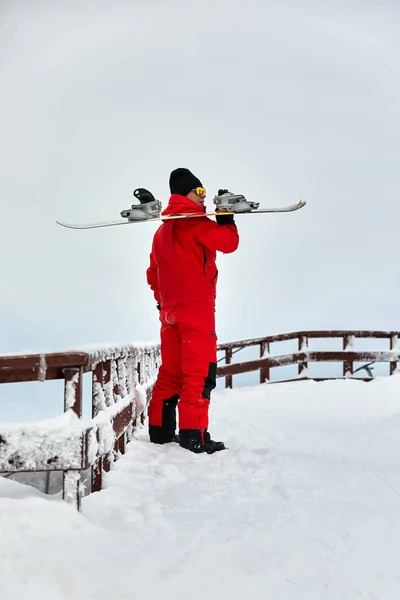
[0,331,399,508]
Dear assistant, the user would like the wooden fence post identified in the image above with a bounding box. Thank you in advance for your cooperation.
[343,335,354,377]
[260,341,270,383]
[225,348,232,389]
[91,362,103,494]
[62,366,83,508]
[298,335,309,378]
[390,334,398,375]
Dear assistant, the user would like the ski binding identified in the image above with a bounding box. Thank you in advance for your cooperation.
[213,191,260,213]
[120,188,162,221]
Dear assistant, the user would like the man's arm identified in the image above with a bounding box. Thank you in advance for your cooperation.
[146,251,161,304]
[192,218,239,254]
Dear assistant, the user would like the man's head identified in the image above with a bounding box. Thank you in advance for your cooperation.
[169,167,206,207]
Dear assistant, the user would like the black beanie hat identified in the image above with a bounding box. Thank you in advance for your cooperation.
[169,168,203,196]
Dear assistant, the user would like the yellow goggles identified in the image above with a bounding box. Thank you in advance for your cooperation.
[194,186,206,196]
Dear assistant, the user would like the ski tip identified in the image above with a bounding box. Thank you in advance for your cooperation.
[56,221,86,230]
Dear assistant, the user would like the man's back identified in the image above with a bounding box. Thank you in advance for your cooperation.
[147,193,238,307]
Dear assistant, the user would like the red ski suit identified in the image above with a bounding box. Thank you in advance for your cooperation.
[147,194,239,430]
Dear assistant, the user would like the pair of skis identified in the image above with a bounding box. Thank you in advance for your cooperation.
[56,200,306,230]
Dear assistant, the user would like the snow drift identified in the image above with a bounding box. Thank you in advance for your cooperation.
[1,376,400,599]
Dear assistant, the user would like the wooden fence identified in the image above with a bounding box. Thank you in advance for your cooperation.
[0,344,160,509]
[217,330,400,387]
[1,330,399,508]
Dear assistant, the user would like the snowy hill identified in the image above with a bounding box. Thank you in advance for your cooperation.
[1,377,400,599]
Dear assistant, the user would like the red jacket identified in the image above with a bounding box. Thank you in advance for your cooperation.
[147,194,239,307]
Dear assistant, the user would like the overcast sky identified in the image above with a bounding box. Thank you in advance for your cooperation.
[1,0,400,418]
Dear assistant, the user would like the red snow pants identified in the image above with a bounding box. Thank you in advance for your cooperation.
[149,301,217,431]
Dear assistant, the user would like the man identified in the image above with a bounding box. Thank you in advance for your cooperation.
[146,168,239,454]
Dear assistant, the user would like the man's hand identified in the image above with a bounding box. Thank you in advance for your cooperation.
[216,213,235,224]
[215,188,236,224]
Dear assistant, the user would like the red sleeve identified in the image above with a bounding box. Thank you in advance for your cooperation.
[192,219,239,254]
[146,251,160,304]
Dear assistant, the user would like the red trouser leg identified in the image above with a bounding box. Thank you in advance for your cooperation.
[177,302,217,430]
[149,302,217,431]
[148,317,182,427]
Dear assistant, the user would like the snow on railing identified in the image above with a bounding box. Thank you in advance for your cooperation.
[0,410,91,471]
[0,343,160,509]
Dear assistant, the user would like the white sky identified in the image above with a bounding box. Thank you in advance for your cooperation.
[1,0,399,354]
[2,378,400,598]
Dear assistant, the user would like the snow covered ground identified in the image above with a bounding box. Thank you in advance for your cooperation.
[1,377,400,600]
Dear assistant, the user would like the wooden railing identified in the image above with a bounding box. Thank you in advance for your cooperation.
[216,330,400,387]
[0,344,160,509]
[1,330,399,508]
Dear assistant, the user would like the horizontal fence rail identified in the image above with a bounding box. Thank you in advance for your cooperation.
[1,330,399,507]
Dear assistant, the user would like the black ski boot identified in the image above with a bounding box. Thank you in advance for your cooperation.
[179,429,225,454]
[149,395,178,444]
